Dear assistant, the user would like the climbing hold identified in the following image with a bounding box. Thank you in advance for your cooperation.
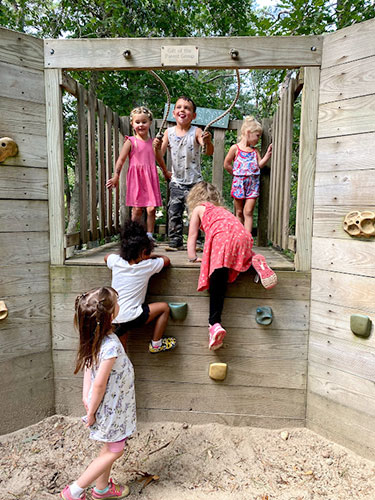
[350,314,372,338]
[0,137,18,163]
[255,306,273,326]
[168,302,188,321]
[0,301,8,321]
[209,362,227,381]
[343,211,375,238]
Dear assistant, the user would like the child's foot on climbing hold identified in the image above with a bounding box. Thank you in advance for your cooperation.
[92,479,129,499]
[208,323,226,350]
[149,337,177,353]
[251,253,278,290]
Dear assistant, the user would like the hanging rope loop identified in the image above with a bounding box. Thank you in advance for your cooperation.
[149,70,171,140]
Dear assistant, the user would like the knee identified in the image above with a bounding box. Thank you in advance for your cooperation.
[132,207,143,219]
[147,207,156,216]
[244,206,254,217]
[163,302,170,315]
[236,208,244,219]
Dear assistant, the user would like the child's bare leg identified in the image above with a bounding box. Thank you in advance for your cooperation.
[243,198,256,234]
[146,302,170,341]
[234,198,245,225]
[146,206,156,234]
[76,444,123,490]
[131,207,143,222]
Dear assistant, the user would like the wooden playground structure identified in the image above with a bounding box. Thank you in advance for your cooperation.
[1,19,375,461]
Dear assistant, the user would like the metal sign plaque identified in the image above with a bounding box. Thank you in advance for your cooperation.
[161,45,199,66]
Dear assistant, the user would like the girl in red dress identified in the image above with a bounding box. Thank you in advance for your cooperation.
[187,182,277,350]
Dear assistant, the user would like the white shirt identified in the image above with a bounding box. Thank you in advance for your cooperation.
[107,254,164,323]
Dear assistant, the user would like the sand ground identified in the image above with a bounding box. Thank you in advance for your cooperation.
[1,415,375,500]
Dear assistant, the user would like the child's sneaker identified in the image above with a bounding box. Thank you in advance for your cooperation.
[91,479,129,499]
[60,485,86,500]
[149,337,177,353]
[165,241,184,251]
[251,253,278,290]
[208,323,226,350]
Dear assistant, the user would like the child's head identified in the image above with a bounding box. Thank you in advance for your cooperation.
[74,286,118,373]
[130,106,153,136]
[173,97,197,125]
[240,115,262,139]
[187,181,224,214]
[120,220,153,262]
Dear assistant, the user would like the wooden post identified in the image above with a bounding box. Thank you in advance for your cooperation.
[113,112,120,232]
[105,106,113,236]
[45,68,65,265]
[87,91,98,242]
[212,129,225,193]
[77,83,88,244]
[258,118,272,246]
[97,100,106,239]
[295,67,320,271]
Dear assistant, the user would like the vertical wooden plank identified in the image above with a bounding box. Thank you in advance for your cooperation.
[119,116,130,226]
[97,100,106,239]
[295,67,320,271]
[105,106,113,236]
[258,118,272,246]
[276,94,288,248]
[212,129,225,193]
[77,84,88,244]
[268,108,278,243]
[87,91,98,241]
[45,68,64,264]
[113,112,120,232]
[281,79,295,250]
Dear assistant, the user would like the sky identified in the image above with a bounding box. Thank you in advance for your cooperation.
[256,0,279,8]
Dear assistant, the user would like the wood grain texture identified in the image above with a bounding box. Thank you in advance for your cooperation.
[316,133,375,173]
[0,133,47,169]
[321,18,375,69]
[312,236,375,277]
[0,97,46,136]
[0,262,49,297]
[0,62,45,103]
[314,169,375,206]
[295,67,320,271]
[212,129,225,191]
[44,35,322,70]
[318,95,375,139]
[319,56,375,104]
[0,27,44,70]
[0,166,47,199]
[0,232,49,264]
[0,200,48,232]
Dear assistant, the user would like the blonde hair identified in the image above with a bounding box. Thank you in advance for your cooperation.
[129,106,153,123]
[240,115,262,137]
[187,182,224,214]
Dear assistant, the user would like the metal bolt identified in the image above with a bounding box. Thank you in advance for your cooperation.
[311,46,317,51]
[123,50,131,59]
[230,48,239,59]
[50,49,55,55]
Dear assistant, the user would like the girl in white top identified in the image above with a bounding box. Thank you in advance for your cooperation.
[60,286,135,500]
[105,220,176,353]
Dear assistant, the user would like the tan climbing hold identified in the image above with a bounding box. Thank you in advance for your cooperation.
[0,137,18,163]
[209,362,227,381]
[0,301,8,320]
[343,211,375,238]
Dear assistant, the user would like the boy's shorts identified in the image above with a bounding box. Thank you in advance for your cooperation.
[231,175,260,199]
[114,304,150,337]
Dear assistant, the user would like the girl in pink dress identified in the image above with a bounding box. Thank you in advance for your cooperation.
[187,182,277,350]
[107,106,171,241]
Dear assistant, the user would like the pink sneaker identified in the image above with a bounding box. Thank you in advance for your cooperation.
[60,485,86,500]
[251,253,278,290]
[91,478,129,499]
[208,323,226,350]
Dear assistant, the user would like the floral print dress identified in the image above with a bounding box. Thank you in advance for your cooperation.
[88,333,136,443]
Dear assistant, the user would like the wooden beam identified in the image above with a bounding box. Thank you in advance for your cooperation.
[295,67,320,271]
[45,68,65,264]
[212,129,225,192]
[44,36,322,70]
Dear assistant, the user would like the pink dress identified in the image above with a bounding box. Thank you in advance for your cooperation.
[125,136,162,207]
[197,203,253,291]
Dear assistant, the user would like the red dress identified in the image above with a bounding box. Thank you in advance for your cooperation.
[197,203,253,291]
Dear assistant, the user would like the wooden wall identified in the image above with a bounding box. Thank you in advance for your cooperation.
[51,265,309,428]
[307,18,375,460]
[0,28,54,433]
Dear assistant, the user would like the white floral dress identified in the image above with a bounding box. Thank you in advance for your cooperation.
[88,333,136,443]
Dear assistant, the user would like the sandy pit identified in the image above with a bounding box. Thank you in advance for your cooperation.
[1,415,375,499]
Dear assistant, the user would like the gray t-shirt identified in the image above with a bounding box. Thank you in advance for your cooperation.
[168,125,202,185]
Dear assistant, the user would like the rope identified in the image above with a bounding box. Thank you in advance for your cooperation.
[149,70,171,140]
[202,69,241,153]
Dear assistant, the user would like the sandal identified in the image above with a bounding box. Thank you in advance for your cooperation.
[208,323,226,350]
[252,253,277,290]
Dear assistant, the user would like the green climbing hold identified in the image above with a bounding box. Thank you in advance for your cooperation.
[255,306,273,326]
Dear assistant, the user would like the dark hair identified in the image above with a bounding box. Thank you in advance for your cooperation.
[74,286,118,374]
[120,220,153,262]
[175,96,197,112]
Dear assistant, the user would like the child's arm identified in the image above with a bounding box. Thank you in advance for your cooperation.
[86,357,116,426]
[153,129,169,157]
[154,148,172,181]
[187,206,203,263]
[224,145,237,175]
[258,144,272,168]
[106,139,132,189]
[196,128,214,155]
[82,367,91,412]
[149,254,170,267]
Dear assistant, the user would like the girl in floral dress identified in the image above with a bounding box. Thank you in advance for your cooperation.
[60,286,135,500]
[187,182,277,351]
